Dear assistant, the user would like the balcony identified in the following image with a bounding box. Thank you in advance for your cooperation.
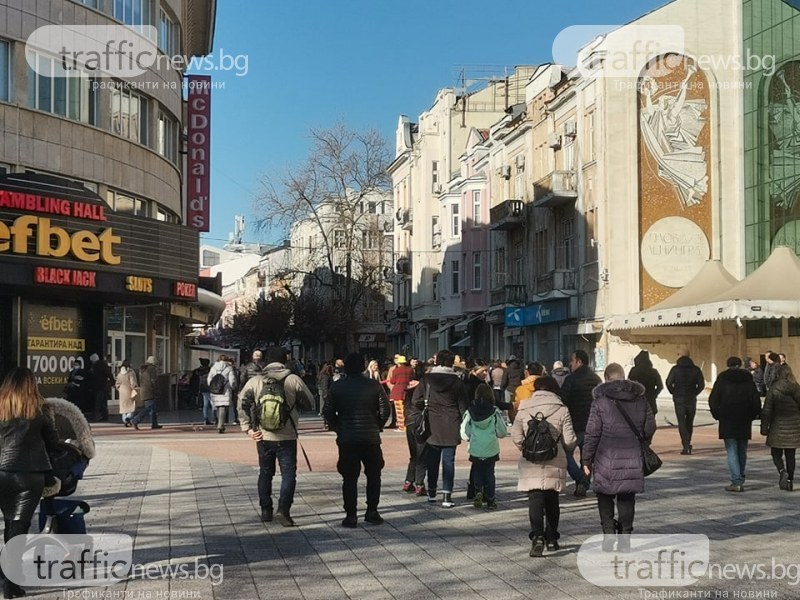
[489,200,526,231]
[532,171,577,208]
[535,269,577,295]
[490,284,527,306]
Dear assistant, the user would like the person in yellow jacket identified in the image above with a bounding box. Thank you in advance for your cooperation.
[512,362,546,423]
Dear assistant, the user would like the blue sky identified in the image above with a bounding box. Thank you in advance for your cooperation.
[197,0,667,247]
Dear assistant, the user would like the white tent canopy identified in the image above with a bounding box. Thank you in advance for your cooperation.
[606,247,800,330]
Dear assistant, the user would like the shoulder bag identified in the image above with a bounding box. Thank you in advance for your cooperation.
[413,383,432,444]
[613,399,662,477]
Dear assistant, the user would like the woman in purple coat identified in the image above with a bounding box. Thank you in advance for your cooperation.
[582,363,656,552]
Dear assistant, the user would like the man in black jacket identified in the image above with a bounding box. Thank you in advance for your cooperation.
[666,351,706,455]
[325,353,391,528]
[561,349,601,497]
[708,356,761,492]
[628,350,664,416]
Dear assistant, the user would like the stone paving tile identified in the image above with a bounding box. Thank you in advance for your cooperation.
[18,436,800,600]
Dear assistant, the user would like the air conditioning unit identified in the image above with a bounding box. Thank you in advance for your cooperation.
[564,121,577,138]
[548,133,562,149]
[433,183,442,194]
[515,155,525,168]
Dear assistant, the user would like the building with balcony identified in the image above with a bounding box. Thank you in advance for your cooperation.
[0,0,219,400]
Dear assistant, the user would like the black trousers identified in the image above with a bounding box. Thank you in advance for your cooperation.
[337,443,385,515]
[596,492,636,534]
[674,401,696,449]
[0,470,45,540]
[771,448,797,480]
[404,428,427,485]
[528,490,560,541]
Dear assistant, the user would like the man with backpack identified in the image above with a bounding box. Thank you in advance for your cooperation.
[324,353,391,528]
[239,346,314,527]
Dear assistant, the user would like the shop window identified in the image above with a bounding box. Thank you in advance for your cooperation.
[124,307,146,333]
[745,319,782,339]
[789,318,800,337]
[27,51,97,124]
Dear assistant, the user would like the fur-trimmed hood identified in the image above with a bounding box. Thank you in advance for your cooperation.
[45,397,96,459]
[592,379,645,402]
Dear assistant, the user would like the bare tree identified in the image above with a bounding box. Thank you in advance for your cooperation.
[255,123,393,352]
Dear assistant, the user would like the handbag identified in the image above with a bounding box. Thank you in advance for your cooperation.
[413,383,431,444]
[613,399,662,476]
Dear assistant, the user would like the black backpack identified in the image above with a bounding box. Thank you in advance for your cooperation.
[208,372,227,395]
[522,411,560,463]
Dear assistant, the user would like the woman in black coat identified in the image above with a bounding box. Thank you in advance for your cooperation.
[761,365,800,491]
[0,367,60,599]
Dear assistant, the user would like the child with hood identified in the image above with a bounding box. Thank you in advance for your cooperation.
[460,383,509,509]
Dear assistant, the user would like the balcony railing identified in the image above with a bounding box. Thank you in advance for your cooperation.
[535,269,577,294]
[489,200,526,231]
[533,171,577,208]
[490,283,527,306]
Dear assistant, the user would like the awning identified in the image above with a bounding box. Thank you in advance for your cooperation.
[454,314,482,333]
[432,320,457,335]
[451,336,472,348]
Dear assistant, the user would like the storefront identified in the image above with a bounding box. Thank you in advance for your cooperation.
[504,299,571,364]
[0,173,202,396]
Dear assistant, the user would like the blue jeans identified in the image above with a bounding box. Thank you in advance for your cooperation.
[257,440,298,513]
[131,399,158,426]
[724,438,748,485]
[202,392,212,422]
[426,445,456,495]
[566,431,587,483]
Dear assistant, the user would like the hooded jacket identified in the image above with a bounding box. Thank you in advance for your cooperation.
[325,373,391,445]
[412,366,469,447]
[460,400,508,460]
[207,360,237,407]
[582,379,656,495]
[502,360,524,394]
[708,368,761,440]
[238,363,314,441]
[551,367,570,388]
[239,360,264,388]
[560,365,602,433]
[510,390,577,492]
[139,363,158,402]
[665,356,705,404]
[761,378,800,448]
[628,350,664,415]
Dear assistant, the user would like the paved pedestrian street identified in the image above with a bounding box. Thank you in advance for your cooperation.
[28,412,800,600]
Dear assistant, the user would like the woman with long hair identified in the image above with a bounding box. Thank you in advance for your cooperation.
[761,364,800,491]
[0,367,60,598]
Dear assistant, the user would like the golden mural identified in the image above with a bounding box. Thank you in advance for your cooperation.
[638,54,713,308]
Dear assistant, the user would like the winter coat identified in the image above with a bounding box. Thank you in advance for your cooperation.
[761,379,800,448]
[318,373,332,399]
[239,360,264,388]
[666,356,705,404]
[490,366,505,389]
[627,350,664,416]
[561,365,602,433]
[412,366,469,447]
[238,363,314,441]
[510,391,577,492]
[551,367,570,388]
[763,363,779,392]
[139,363,158,402]
[0,407,60,472]
[116,367,140,413]
[511,375,539,423]
[325,373,391,445]
[502,360,524,394]
[582,379,656,495]
[708,368,761,440]
[388,364,414,402]
[207,361,237,408]
[460,402,508,460]
[750,365,765,396]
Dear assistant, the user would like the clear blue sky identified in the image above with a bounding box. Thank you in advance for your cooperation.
[197,0,667,247]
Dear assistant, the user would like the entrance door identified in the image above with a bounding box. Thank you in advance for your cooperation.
[109,331,124,372]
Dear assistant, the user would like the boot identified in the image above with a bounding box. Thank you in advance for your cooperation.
[617,534,631,553]
[341,514,357,528]
[779,470,789,490]
[3,580,25,599]
[441,492,455,508]
[602,535,616,552]
[787,480,794,492]
[529,536,544,557]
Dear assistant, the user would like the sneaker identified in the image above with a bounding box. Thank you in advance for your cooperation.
[151,424,163,430]
[441,493,455,508]
[414,484,427,496]
[602,535,616,552]
[680,445,693,455]
[725,483,744,493]
[275,512,295,527]
[574,482,587,498]
[260,508,273,523]
[341,514,357,528]
[204,420,213,425]
[788,480,794,492]
[473,491,484,508]
[546,541,559,551]
[132,422,140,430]
[124,419,132,428]
[427,494,438,503]
[779,470,789,490]
[364,510,384,525]
[402,481,413,493]
[486,499,497,510]
[530,537,544,557]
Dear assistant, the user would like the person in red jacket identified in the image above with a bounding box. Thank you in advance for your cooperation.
[388,355,413,433]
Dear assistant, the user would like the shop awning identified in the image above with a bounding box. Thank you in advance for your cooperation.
[454,314,482,333]
[451,336,472,348]
[432,320,457,335]
[606,248,800,331]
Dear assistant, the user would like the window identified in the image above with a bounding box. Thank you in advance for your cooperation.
[585,110,596,161]
[115,0,154,34]
[472,191,481,225]
[432,273,439,301]
[559,213,576,269]
[0,164,8,176]
[451,203,460,237]
[158,9,179,55]
[156,207,169,222]
[432,161,439,192]
[333,230,346,248]
[27,52,97,124]
[0,40,8,102]
[451,260,460,295]
[107,190,148,216]
[514,159,525,200]
[157,112,177,162]
[111,87,148,144]
[745,320,782,339]
[202,250,220,267]
[76,0,99,7]
[472,252,482,290]
[431,215,441,248]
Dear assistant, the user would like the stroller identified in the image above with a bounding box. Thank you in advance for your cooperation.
[38,397,96,534]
